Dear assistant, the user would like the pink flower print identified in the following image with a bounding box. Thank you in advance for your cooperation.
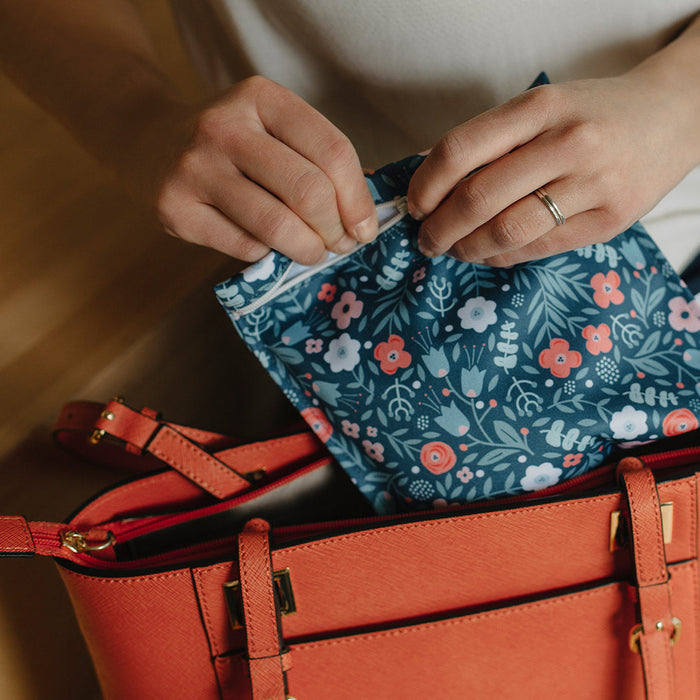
[582,323,612,355]
[300,407,333,443]
[366,426,378,438]
[373,335,412,375]
[668,296,700,332]
[538,338,582,379]
[305,338,323,354]
[362,439,385,462]
[456,466,474,484]
[317,283,337,302]
[591,271,624,308]
[341,419,360,438]
[331,291,363,329]
[412,266,426,283]
[563,453,583,468]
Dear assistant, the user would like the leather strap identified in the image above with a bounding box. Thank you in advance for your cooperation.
[617,457,677,700]
[0,517,35,556]
[237,519,289,700]
[53,400,323,500]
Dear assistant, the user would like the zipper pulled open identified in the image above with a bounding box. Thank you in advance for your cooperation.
[52,442,700,572]
[231,196,409,318]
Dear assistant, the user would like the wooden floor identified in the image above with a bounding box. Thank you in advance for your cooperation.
[0,3,294,697]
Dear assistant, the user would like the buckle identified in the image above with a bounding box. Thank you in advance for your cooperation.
[629,617,681,654]
[223,568,296,630]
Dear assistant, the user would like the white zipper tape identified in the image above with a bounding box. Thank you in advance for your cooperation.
[231,195,409,318]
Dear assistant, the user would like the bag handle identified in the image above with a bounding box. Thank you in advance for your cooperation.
[0,402,328,563]
[53,399,322,500]
[617,457,678,700]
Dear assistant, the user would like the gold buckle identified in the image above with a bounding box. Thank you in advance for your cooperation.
[610,502,674,552]
[629,617,681,654]
[60,530,116,553]
[223,568,296,630]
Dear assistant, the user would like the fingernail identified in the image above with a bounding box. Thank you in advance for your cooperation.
[334,234,358,254]
[417,237,436,258]
[407,202,424,221]
[352,214,378,243]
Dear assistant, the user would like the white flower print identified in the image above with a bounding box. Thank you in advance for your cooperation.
[520,462,563,492]
[323,333,361,372]
[242,253,276,282]
[609,405,649,441]
[457,296,497,333]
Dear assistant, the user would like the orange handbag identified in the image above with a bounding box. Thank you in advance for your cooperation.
[1,398,699,699]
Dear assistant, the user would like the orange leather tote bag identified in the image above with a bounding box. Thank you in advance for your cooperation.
[1,398,699,700]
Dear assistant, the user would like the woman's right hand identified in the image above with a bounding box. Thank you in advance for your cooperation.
[149,76,378,264]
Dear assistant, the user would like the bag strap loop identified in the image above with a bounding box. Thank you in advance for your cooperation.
[237,519,290,700]
[617,457,677,700]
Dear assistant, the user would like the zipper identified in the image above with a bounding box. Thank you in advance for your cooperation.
[45,456,333,569]
[231,196,409,318]
[47,442,700,571]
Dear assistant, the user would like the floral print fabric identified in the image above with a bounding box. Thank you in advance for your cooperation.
[215,155,700,514]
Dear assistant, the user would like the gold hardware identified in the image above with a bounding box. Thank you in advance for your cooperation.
[629,617,681,654]
[223,568,296,630]
[88,428,106,445]
[610,502,674,552]
[245,468,266,483]
[60,530,116,554]
[88,397,125,444]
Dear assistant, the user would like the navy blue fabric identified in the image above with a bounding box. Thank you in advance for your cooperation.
[216,157,700,514]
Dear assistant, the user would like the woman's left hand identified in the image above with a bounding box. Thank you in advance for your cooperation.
[407,18,700,266]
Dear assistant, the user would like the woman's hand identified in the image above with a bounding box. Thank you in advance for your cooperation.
[0,1,378,265]
[407,17,700,266]
[152,76,378,265]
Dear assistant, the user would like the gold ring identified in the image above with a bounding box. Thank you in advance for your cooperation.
[535,187,566,226]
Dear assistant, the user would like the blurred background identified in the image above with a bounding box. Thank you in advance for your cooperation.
[0,2,294,696]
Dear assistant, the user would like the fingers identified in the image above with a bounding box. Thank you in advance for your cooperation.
[257,81,378,244]
[162,199,271,263]
[415,132,573,257]
[233,130,357,255]
[407,87,553,220]
[155,76,377,265]
[446,183,576,263]
[207,169,330,265]
[405,81,641,266]
[475,209,619,267]
[161,167,328,265]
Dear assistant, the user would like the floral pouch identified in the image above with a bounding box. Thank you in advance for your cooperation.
[215,155,700,513]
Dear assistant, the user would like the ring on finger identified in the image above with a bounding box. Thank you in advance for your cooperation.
[534,187,566,227]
